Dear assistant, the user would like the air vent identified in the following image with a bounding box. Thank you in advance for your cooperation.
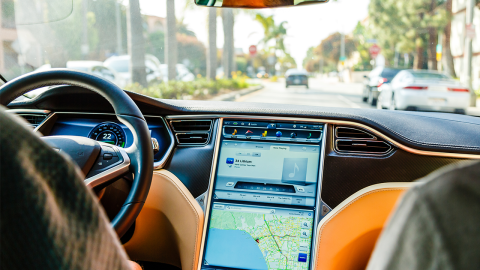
[171,120,212,132]
[335,127,375,139]
[18,114,48,128]
[170,119,213,145]
[336,140,392,154]
[334,126,393,155]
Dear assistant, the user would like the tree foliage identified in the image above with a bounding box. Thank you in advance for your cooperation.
[369,0,449,68]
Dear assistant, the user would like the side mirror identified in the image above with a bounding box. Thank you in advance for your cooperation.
[195,0,329,8]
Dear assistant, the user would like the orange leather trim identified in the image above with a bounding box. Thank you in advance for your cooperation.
[128,261,142,270]
[314,184,412,270]
[123,170,204,270]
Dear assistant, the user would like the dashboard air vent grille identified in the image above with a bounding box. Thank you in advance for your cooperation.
[336,127,375,139]
[18,114,48,128]
[336,140,392,153]
[334,126,393,155]
[171,120,212,132]
[170,119,213,145]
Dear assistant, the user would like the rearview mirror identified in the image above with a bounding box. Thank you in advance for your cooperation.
[196,0,328,8]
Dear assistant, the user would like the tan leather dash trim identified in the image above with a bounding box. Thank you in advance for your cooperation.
[123,169,204,270]
[154,170,204,270]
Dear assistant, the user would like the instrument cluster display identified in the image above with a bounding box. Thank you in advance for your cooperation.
[88,122,126,147]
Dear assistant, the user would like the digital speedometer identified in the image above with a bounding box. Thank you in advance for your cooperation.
[88,122,126,147]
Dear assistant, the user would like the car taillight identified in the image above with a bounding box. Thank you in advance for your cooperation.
[377,78,388,87]
[448,87,469,92]
[404,86,427,90]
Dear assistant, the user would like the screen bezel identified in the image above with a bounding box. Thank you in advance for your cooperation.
[197,117,328,270]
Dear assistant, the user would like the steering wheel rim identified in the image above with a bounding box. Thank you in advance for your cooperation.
[0,69,154,238]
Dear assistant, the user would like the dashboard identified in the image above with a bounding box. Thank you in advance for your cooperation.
[47,113,174,168]
[7,86,480,270]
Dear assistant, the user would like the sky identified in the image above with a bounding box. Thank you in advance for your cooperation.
[139,0,370,67]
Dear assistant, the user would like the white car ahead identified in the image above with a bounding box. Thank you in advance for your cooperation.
[377,70,471,114]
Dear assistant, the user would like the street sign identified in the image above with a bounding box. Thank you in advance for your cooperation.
[466,24,476,39]
[339,56,346,61]
[249,45,257,56]
[369,44,381,58]
[366,39,378,44]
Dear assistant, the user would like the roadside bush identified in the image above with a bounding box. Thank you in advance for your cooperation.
[124,76,252,100]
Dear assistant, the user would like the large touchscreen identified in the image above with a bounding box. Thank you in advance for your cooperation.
[201,139,321,270]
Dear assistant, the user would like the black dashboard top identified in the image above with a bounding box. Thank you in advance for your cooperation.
[8,86,480,155]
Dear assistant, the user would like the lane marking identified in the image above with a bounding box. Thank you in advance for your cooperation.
[336,95,361,108]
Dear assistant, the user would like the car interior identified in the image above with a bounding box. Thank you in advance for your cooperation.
[1,0,480,270]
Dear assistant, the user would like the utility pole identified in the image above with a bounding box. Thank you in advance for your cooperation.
[115,0,123,55]
[462,0,474,89]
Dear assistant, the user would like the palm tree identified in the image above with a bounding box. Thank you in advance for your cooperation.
[442,0,456,77]
[165,0,177,81]
[254,14,287,75]
[207,7,217,80]
[222,9,235,79]
[127,0,147,87]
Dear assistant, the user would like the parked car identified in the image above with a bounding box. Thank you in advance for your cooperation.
[256,66,269,78]
[362,67,403,106]
[285,69,309,88]
[159,64,195,82]
[35,61,119,85]
[377,70,471,114]
[104,54,163,88]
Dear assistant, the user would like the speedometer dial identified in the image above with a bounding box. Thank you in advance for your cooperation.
[88,122,126,147]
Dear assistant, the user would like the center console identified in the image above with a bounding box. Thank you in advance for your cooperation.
[198,118,327,270]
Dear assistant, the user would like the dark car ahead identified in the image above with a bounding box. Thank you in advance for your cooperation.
[285,69,309,88]
[362,67,402,105]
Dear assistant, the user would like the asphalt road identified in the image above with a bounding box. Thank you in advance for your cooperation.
[237,77,480,117]
[237,77,375,109]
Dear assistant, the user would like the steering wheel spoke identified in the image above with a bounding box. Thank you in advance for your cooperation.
[84,143,131,188]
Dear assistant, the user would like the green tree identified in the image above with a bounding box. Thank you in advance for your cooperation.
[254,13,288,75]
[369,0,448,70]
[313,32,355,70]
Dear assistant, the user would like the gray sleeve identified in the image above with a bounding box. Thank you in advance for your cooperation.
[366,187,453,270]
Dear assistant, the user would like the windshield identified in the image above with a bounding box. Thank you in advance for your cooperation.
[1,0,478,115]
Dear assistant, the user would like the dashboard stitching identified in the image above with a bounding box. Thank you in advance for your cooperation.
[154,170,201,270]
[315,188,409,268]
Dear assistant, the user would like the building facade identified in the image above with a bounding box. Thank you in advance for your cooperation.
[451,0,480,90]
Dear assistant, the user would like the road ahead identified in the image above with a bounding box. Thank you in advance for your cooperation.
[237,77,375,109]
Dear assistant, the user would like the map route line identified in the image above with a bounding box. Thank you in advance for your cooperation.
[264,214,289,269]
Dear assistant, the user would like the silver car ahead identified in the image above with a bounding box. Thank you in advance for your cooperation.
[377,70,471,114]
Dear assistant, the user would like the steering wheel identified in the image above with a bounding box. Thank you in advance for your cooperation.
[0,69,154,238]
